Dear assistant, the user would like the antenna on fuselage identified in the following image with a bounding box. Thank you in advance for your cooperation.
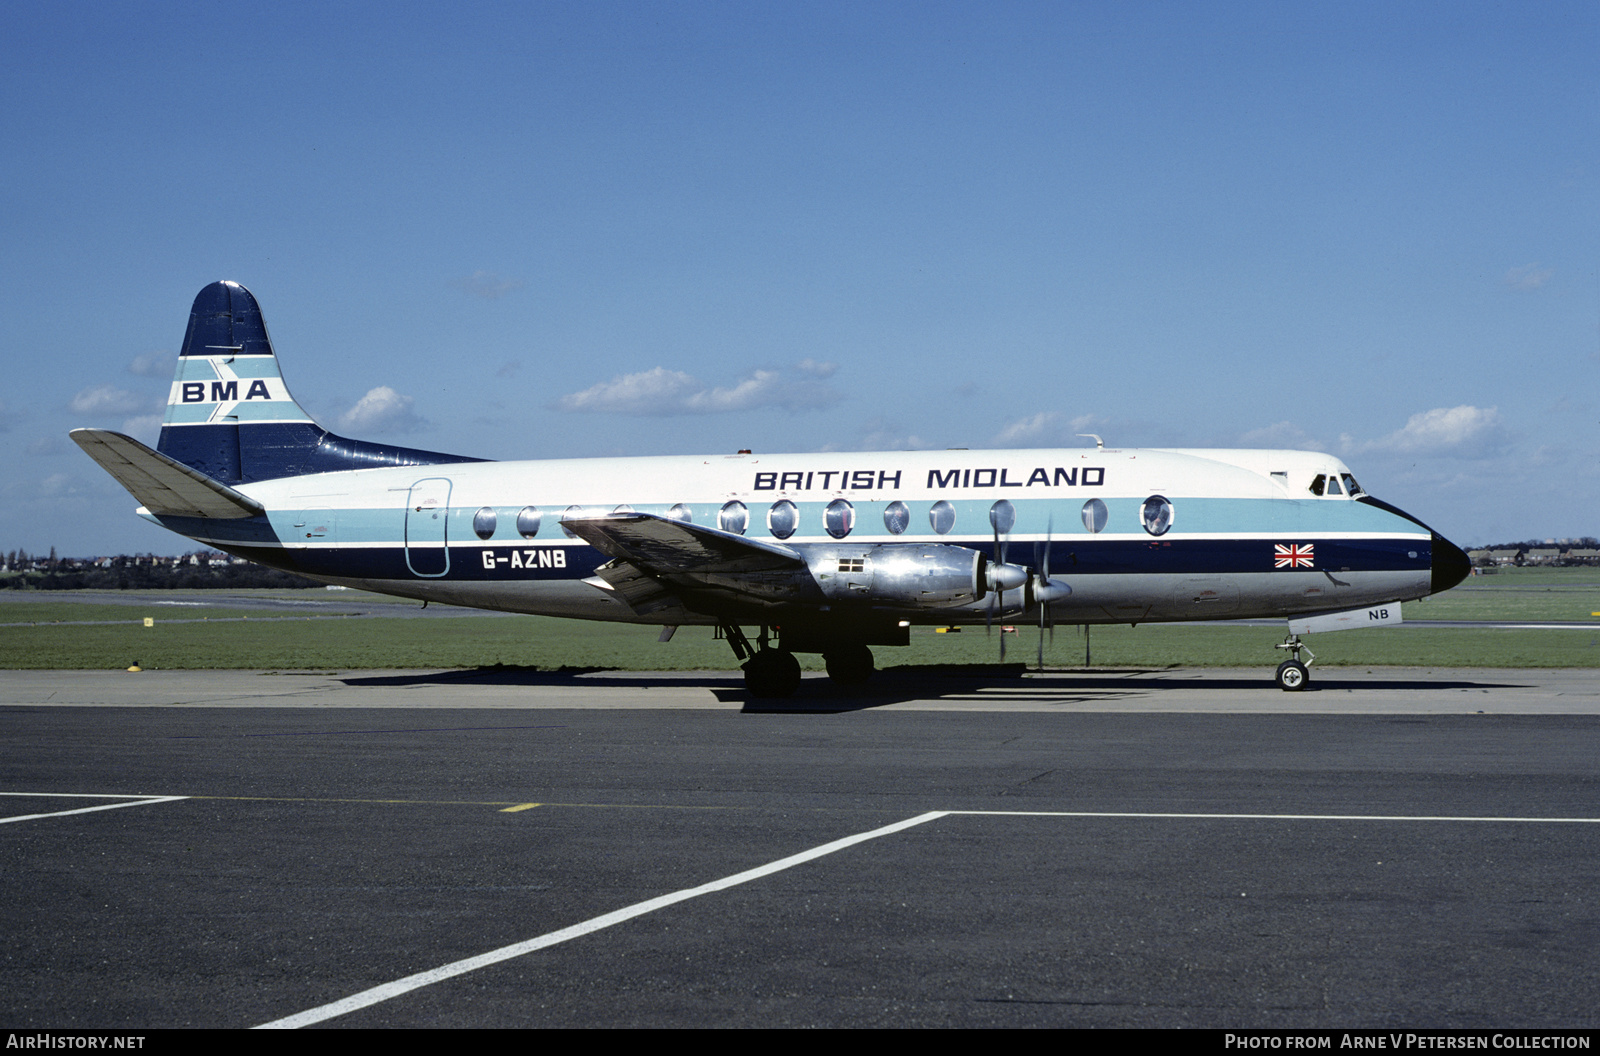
[1077,434,1104,450]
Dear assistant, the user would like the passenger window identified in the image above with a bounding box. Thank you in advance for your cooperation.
[824,499,855,539]
[560,504,587,538]
[472,507,497,540]
[719,500,748,535]
[1081,498,1107,534]
[1141,495,1173,536]
[989,499,1016,535]
[666,504,693,523]
[929,500,956,535]
[767,500,798,540]
[516,506,541,539]
[883,500,910,535]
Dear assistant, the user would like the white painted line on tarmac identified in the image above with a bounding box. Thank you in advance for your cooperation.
[255,809,951,1029]
[949,810,1600,823]
[0,792,189,824]
[255,805,1600,1028]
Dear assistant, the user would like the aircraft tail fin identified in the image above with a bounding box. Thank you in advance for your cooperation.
[155,281,485,484]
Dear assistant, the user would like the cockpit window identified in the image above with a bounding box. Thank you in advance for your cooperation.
[1309,474,1326,497]
[1341,473,1363,496]
[1327,475,1343,496]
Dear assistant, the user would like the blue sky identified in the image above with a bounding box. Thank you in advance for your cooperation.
[2,1,1594,556]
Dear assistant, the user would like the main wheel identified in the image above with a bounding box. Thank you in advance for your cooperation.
[823,644,875,686]
[743,648,802,698]
[1275,659,1310,692]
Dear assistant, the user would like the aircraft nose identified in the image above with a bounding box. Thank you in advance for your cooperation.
[1431,533,1472,594]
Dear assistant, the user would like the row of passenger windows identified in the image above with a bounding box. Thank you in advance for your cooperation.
[469,495,1178,541]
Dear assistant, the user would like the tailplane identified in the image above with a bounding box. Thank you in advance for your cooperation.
[155,281,484,484]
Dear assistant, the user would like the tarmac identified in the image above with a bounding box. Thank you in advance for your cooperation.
[3,665,1598,1029]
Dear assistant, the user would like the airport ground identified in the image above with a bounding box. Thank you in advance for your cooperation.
[3,665,1598,1029]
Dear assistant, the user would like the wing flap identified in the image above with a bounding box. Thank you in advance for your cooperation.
[70,428,265,520]
[564,513,808,616]
[562,513,803,575]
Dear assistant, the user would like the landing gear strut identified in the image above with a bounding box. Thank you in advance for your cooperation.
[1273,633,1314,692]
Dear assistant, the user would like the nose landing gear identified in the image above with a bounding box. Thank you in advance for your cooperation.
[1273,633,1314,691]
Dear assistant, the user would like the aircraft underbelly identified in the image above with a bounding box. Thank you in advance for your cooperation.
[1048,569,1430,623]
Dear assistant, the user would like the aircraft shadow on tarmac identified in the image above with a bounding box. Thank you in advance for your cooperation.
[337,665,1532,714]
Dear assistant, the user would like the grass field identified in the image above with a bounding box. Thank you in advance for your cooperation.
[1,568,1597,670]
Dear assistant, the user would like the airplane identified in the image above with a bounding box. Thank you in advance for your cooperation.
[73,281,1473,697]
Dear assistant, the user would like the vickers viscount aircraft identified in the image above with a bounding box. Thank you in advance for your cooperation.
[74,281,1472,696]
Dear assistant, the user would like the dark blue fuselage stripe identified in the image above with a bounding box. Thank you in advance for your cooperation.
[185,529,1434,583]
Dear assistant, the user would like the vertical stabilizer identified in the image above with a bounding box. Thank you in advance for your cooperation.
[155,281,484,483]
[158,281,314,482]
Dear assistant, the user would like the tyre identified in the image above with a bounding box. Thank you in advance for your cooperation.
[1275,659,1309,692]
[823,644,875,686]
[744,648,802,698]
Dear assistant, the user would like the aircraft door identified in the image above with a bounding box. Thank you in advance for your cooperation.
[405,477,452,577]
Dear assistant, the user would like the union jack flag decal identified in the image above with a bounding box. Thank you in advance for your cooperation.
[1274,543,1315,569]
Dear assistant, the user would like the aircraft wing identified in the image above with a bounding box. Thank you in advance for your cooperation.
[565,513,809,616]
[563,513,804,575]
[69,428,265,520]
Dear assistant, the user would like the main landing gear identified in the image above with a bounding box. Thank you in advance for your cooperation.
[719,624,875,698]
[1273,633,1315,692]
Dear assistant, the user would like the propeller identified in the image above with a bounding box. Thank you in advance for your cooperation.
[1030,515,1072,670]
[985,502,1027,660]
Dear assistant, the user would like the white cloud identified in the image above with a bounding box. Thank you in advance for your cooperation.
[70,385,151,417]
[1504,263,1553,290]
[992,412,1112,447]
[795,358,837,378]
[858,417,929,451]
[1238,421,1325,450]
[993,411,1062,446]
[556,364,841,416]
[452,271,525,299]
[121,414,163,445]
[127,350,173,377]
[1342,405,1506,459]
[337,386,429,434]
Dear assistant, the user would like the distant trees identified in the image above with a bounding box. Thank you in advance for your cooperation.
[0,551,322,590]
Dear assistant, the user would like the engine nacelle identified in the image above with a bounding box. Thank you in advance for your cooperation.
[800,543,1022,608]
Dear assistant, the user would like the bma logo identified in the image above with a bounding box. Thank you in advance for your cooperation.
[182,380,274,403]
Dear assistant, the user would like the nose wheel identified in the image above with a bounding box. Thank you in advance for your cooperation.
[1273,634,1314,691]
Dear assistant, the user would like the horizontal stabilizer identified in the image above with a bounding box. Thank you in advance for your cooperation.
[561,513,803,575]
[70,428,265,520]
